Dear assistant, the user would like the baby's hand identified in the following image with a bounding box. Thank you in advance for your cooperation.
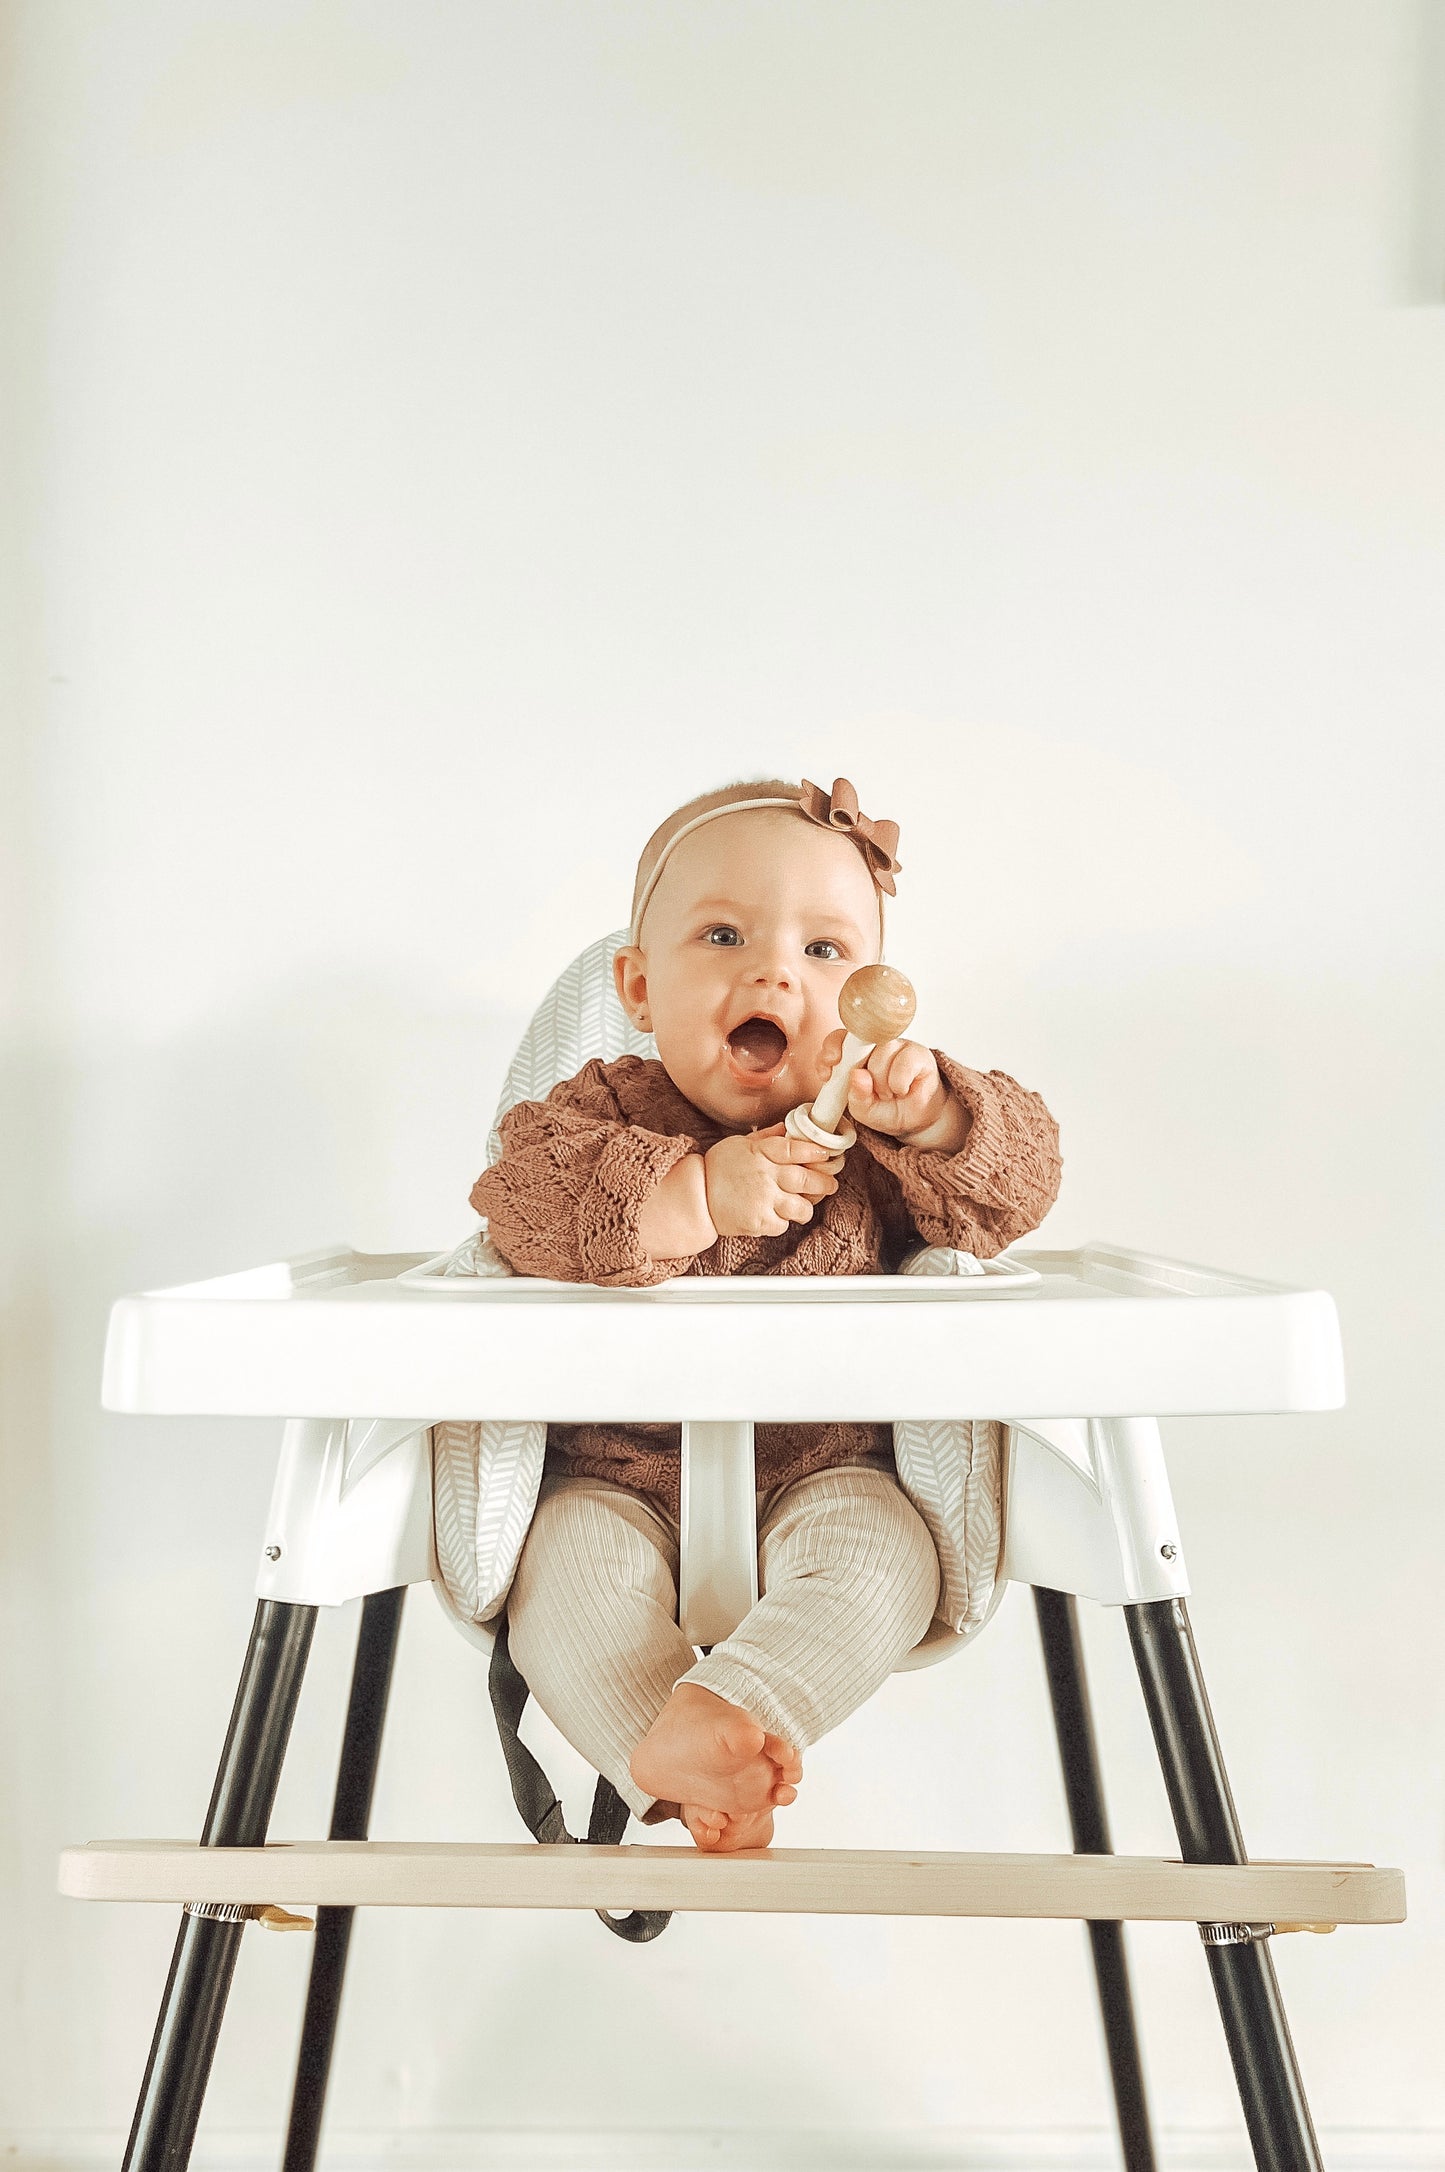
[703,1127,838,1239]
[824,1034,968,1151]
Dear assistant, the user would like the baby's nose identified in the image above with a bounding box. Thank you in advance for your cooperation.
[745,953,793,990]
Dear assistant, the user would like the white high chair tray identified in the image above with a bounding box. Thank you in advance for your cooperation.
[102,1243,1344,1423]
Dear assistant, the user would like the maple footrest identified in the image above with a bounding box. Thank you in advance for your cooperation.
[58,1841,1405,1925]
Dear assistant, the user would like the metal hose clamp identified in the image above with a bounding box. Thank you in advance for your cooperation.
[184,1899,313,1931]
[1198,1920,1275,1945]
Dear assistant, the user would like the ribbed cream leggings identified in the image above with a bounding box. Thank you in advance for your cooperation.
[505,1463,941,1819]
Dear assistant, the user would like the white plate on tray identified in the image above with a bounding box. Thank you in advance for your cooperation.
[394,1255,1042,1300]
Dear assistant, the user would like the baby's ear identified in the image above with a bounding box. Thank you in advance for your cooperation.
[613,945,651,1031]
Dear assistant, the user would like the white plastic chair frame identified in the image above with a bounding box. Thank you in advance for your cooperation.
[65,938,1403,2172]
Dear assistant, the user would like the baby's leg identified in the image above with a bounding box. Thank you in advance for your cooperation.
[505,1473,785,1830]
[674,1465,941,1750]
[505,1474,694,1821]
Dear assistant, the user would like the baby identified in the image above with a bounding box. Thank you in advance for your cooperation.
[473,776,1061,1851]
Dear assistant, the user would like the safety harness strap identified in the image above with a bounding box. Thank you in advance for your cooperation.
[487,1618,672,1943]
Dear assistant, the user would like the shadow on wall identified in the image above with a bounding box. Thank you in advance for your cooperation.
[1407,0,1445,303]
[0,1042,68,2077]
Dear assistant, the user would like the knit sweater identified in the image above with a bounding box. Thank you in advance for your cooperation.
[471,1051,1061,1514]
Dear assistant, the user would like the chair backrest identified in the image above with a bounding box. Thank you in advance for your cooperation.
[487,931,653,1165]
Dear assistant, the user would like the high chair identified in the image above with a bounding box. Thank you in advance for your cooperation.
[62,934,1403,2172]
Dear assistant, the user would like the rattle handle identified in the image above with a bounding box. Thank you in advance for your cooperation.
[810,1031,873,1132]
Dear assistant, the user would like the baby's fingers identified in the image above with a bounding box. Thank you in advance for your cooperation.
[866,1038,930,1097]
[756,1131,832,1167]
[816,1028,846,1076]
[776,1164,838,1200]
[889,1047,937,1101]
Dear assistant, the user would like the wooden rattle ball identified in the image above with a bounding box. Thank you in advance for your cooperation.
[837,964,916,1045]
[803,964,919,1138]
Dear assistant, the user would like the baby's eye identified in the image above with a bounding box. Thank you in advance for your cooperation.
[704,925,742,947]
[804,939,843,961]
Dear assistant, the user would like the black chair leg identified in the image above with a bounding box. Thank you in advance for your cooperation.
[1128,1598,1323,2172]
[282,1585,407,2172]
[1034,1587,1158,2172]
[124,1599,318,2172]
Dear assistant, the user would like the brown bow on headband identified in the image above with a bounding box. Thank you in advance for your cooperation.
[798,777,902,895]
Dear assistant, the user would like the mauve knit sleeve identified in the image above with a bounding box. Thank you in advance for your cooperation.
[857,1050,1062,1258]
[470,1060,700,1288]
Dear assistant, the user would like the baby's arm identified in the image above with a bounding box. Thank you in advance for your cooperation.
[684,1130,837,1244]
[472,1061,702,1287]
[634,1154,716,1258]
[473,1063,839,1282]
[835,1036,971,1153]
[855,1049,1062,1259]
[638,1131,838,1253]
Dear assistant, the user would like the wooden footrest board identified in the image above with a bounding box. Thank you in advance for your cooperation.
[58,1842,1405,1924]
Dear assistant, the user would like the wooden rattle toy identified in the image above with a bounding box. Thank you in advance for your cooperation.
[785,963,917,1161]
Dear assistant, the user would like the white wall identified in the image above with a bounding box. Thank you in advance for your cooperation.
[3,1,1442,2162]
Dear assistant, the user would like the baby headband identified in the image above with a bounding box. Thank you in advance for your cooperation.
[629,775,902,942]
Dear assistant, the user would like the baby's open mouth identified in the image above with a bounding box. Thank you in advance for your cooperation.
[725,1016,790,1075]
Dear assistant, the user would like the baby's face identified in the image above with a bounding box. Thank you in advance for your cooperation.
[615,810,883,1129]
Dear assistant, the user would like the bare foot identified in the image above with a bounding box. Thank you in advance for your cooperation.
[683,1801,776,1851]
[631,1684,797,1817]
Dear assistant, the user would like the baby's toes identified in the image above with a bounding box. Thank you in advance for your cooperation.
[708,1804,775,1852]
[683,1804,729,1850]
[770,1781,797,1806]
[763,1733,803,1784]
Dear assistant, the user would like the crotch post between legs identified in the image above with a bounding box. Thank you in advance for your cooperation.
[1033,1586,1157,2172]
[1128,1598,1323,2172]
[283,1586,406,2172]
[124,1599,317,2172]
